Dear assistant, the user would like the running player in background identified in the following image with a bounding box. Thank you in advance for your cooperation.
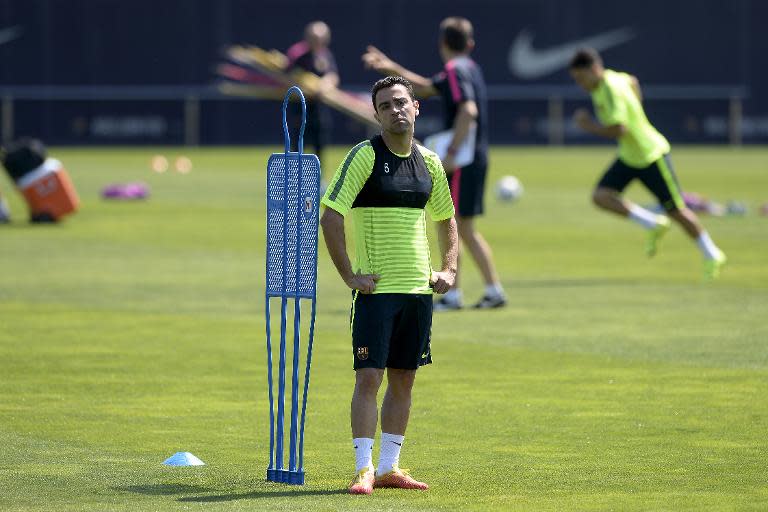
[569,48,727,280]
[363,17,507,309]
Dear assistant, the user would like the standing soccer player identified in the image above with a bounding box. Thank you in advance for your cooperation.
[569,48,727,280]
[320,76,458,495]
[363,17,506,309]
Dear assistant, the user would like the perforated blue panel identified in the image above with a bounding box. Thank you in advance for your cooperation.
[266,152,321,298]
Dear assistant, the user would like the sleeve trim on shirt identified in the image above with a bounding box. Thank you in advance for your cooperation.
[328,140,371,202]
[445,61,463,103]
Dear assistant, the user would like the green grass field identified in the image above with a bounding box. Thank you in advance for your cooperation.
[1,146,767,511]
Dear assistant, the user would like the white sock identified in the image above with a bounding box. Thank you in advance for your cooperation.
[484,283,504,298]
[353,437,374,472]
[377,433,404,475]
[696,231,722,260]
[444,288,462,303]
[628,204,665,230]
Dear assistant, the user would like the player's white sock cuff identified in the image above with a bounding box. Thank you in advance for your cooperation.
[444,288,462,302]
[353,437,374,472]
[485,283,505,298]
[696,231,722,260]
[628,204,664,230]
[377,433,404,475]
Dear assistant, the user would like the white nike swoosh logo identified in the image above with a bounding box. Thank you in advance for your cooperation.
[0,26,23,46]
[508,27,635,79]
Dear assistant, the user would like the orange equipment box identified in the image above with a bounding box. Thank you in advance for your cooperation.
[16,158,79,221]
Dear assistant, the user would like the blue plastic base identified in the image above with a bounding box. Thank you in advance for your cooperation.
[266,468,305,485]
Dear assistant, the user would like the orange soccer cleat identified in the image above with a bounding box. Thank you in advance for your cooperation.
[348,467,375,495]
[374,466,429,490]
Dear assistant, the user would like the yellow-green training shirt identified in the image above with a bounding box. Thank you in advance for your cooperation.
[321,135,455,294]
[592,69,671,168]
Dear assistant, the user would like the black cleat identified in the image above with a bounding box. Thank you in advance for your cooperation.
[433,296,463,311]
[472,294,507,309]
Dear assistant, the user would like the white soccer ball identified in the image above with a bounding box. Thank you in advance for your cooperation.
[496,175,524,202]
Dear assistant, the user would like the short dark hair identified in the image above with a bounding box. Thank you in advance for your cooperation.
[371,76,415,111]
[440,17,473,52]
[569,48,602,69]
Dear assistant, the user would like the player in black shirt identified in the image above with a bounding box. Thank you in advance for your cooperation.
[285,21,339,175]
[363,17,506,310]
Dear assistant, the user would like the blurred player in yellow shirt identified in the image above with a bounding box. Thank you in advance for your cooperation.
[569,48,727,280]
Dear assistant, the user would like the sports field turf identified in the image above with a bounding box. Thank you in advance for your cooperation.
[1,146,767,511]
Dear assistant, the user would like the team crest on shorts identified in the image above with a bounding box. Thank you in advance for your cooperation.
[356,347,369,360]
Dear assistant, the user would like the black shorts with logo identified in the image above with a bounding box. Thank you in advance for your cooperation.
[350,292,433,370]
[596,154,685,212]
[447,158,488,218]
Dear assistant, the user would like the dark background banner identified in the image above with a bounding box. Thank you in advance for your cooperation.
[1,0,765,144]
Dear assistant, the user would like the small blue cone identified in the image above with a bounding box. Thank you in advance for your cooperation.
[162,452,205,466]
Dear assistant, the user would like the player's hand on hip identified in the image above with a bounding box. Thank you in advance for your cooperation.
[346,273,380,294]
[430,271,455,294]
[573,108,594,131]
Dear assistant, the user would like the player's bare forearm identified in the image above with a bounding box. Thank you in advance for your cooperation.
[431,217,458,293]
[320,207,380,293]
[437,217,458,273]
[449,102,477,151]
[573,108,626,139]
[320,208,354,284]
[387,66,436,97]
[405,74,438,98]
[362,45,437,97]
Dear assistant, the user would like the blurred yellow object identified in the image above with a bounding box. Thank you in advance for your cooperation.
[221,45,378,129]
[174,156,192,174]
[150,155,168,173]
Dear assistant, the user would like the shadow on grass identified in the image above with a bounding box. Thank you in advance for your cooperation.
[178,488,347,502]
[116,484,215,496]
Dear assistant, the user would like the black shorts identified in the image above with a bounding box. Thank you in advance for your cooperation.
[350,292,433,370]
[596,154,685,212]
[447,159,488,217]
